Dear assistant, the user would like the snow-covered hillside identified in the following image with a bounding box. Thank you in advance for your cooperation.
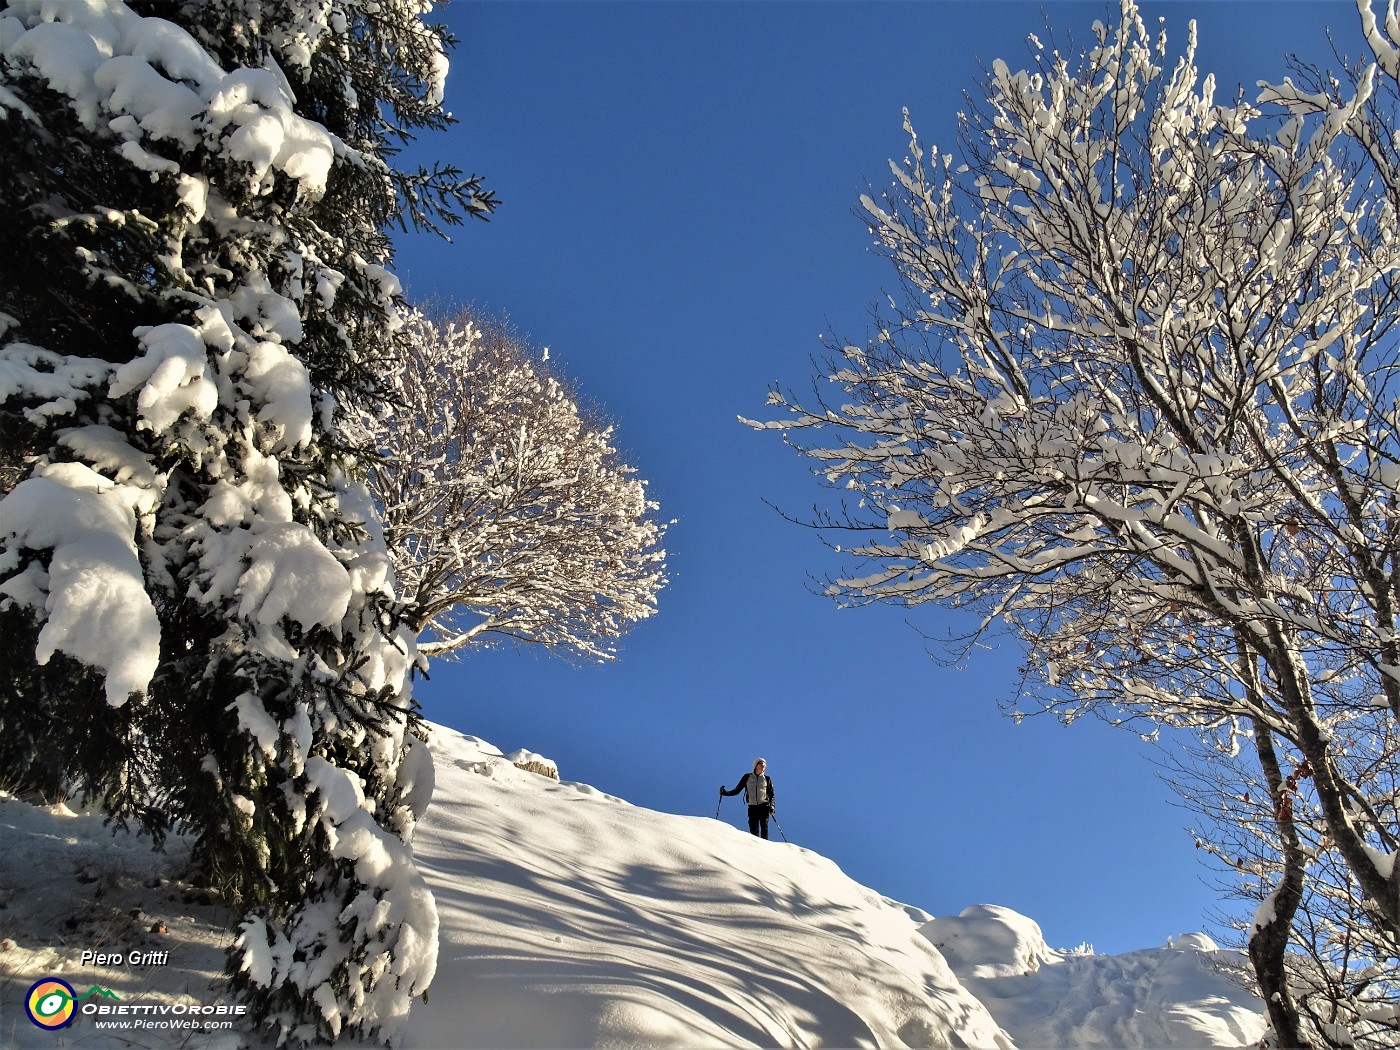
[407,727,1010,1049]
[0,722,1266,1048]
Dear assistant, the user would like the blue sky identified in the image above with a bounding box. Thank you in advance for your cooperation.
[394,1,1360,955]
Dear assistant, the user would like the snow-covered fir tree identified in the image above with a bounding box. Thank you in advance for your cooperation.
[346,306,668,662]
[751,1,1400,1045]
[0,0,492,1042]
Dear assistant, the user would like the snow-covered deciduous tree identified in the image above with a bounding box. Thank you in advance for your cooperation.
[347,307,668,662]
[1170,718,1400,1049]
[0,0,491,1042]
[751,2,1399,1044]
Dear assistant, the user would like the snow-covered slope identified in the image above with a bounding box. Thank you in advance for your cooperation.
[405,725,1264,1049]
[0,722,1266,1048]
[406,726,1011,1049]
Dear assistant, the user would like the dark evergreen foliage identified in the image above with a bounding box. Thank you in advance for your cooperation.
[0,0,493,1041]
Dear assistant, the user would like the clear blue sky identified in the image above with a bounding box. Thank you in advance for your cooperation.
[395,0,1359,955]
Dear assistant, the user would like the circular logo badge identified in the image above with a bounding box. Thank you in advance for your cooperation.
[26,978,77,1030]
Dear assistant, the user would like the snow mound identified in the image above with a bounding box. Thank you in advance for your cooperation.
[921,903,1054,978]
[504,747,560,780]
[1171,931,1220,951]
[930,908,1264,1049]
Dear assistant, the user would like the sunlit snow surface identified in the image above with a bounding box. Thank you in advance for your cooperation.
[406,726,1262,1049]
[0,723,1265,1048]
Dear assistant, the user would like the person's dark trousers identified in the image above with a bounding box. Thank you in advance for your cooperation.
[747,804,770,839]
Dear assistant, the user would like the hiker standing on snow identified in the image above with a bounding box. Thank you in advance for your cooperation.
[721,758,775,839]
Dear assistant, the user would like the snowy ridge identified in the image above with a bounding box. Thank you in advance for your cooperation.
[407,727,1011,1049]
[404,724,1264,1049]
[0,722,1265,1048]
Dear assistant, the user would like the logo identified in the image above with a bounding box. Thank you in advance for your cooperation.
[25,980,121,1031]
[25,979,77,1030]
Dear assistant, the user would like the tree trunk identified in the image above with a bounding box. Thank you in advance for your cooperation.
[1248,719,1311,1050]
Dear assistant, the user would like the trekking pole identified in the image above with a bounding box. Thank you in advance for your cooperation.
[772,815,789,843]
[715,788,723,819]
